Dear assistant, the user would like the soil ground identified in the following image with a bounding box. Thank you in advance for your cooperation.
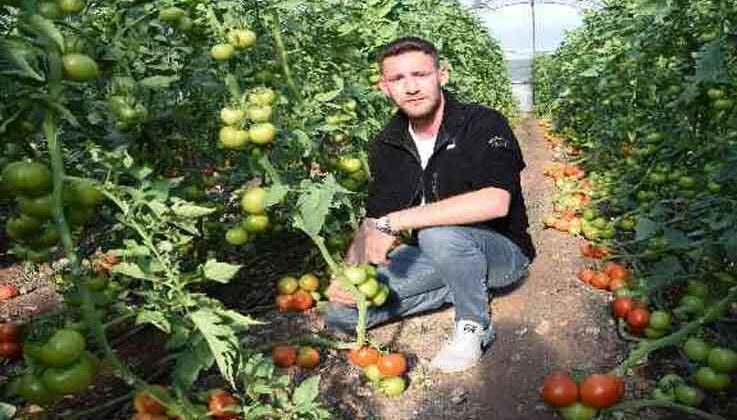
[1,117,633,419]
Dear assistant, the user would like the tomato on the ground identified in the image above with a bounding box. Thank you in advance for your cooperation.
[377,353,407,377]
[208,389,239,420]
[296,346,320,369]
[578,374,623,408]
[541,372,579,407]
[348,346,380,368]
[272,345,297,368]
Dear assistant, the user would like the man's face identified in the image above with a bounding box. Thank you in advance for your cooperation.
[379,51,448,120]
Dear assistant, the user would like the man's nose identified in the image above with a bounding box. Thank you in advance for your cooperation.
[404,77,420,93]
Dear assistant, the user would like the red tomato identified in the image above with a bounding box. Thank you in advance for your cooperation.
[0,342,22,359]
[0,284,19,301]
[611,297,634,319]
[377,353,407,377]
[626,308,650,329]
[275,294,294,312]
[579,374,624,408]
[577,268,595,284]
[133,388,167,415]
[348,346,381,368]
[291,290,314,311]
[296,346,320,369]
[271,345,297,368]
[540,372,579,407]
[208,389,239,420]
[590,272,611,290]
[0,322,21,343]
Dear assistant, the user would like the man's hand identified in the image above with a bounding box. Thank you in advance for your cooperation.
[325,281,356,306]
[345,218,396,265]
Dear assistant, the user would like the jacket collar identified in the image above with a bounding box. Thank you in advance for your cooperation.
[379,90,467,149]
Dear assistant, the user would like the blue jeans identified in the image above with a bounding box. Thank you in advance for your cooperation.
[324,226,530,334]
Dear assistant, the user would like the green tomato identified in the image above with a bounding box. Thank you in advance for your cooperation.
[657,373,684,390]
[41,353,95,395]
[558,402,598,420]
[357,278,380,298]
[651,387,675,402]
[220,107,245,126]
[18,374,55,405]
[707,88,725,100]
[371,284,390,307]
[227,29,257,49]
[39,329,86,367]
[246,105,272,123]
[241,214,270,233]
[211,43,235,61]
[6,214,43,241]
[648,311,671,330]
[249,123,277,145]
[678,295,705,315]
[707,348,737,373]
[225,227,249,246]
[62,53,99,82]
[363,364,382,383]
[240,187,266,214]
[338,157,362,174]
[683,337,711,363]
[248,88,276,106]
[686,281,709,298]
[176,16,193,31]
[342,266,367,285]
[58,0,84,13]
[694,366,731,391]
[674,384,704,407]
[379,376,406,397]
[18,195,53,220]
[158,6,185,23]
[218,126,249,149]
[35,224,60,247]
[66,181,103,207]
[2,160,52,197]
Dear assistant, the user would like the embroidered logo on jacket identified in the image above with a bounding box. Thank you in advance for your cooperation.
[487,135,510,149]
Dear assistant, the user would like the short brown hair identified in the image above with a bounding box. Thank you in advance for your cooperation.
[376,36,439,68]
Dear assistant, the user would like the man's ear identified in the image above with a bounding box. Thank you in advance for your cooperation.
[439,64,449,86]
[378,76,391,98]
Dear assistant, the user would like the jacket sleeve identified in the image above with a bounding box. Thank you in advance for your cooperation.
[467,110,525,194]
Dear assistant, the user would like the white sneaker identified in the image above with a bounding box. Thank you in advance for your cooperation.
[429,320,494,373]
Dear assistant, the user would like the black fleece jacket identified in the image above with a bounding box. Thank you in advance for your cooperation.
[365,92,535,261]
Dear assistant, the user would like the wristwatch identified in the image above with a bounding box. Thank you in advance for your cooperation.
[375,216,396,236]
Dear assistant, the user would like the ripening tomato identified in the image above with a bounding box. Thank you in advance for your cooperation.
[626,308,650,330]
[277,276,299,295]
[240,187,266,215]
[227,29,257,49]
[271,345,297,368]
[379,376,407,397]
[246,105,272,123]
[133,386,168,414]
[577,268,595,284]
[220,107,245,126]
[208,389,239,420]
[58,0,83,13]
[0,342,22,359]
[0,322,21,342]
[377,353,407,377]
[348,346,380,368]
[249,123,276,145]
[579,374,623,408]
[225,226,249,246]
[211,43,235,61]
[291,290,314,311]
[0,284,19,301]
[296,346,320,369]
[275,294,294,312]
[62,53,99,82]
[298,273,320,292]
[218,126,249,150]
[590,272,610,290]
[540,372,579,407]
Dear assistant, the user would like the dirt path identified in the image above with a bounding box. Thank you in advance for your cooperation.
[316,117,628,419]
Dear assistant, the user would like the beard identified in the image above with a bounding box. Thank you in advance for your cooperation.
[399,92,442,121]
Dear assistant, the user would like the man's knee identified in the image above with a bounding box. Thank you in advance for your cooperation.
[417,226,475,258]
[324,303,358,333]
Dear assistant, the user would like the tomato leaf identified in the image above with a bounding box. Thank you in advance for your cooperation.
[293,175,342,237]
[202,259,241,283]
[26,15,65,53]
[1,40,45,82]
[264,184,288,208]
[135,310,171,333]
[292,375,320,406]
[635,217,660,240]
[173,333,214,390]
[112,262,149,279]
[189,309,240,388]
[171,201,216,219]
[139,75,180,89]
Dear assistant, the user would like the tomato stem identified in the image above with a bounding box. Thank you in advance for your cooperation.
[604,399,727,420]
[269,11,301,103]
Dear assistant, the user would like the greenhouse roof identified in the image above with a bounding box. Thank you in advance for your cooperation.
[463,0,604,12]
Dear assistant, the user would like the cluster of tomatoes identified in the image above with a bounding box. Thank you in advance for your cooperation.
[333,154,368,192]
[271,345,321,370]
[133,386,240,420]
[347,347,408,398]
[541,372,624,420]
[274,273,321,312]
[1,161,103,262]
[681,337,736,393]
[10,328,98,405]
[335,264,390,307]
[210,27,257,62]
[224,185,271,246]
[0,322,23,361]
[107,76,149,131]
[218,88,277,151]
[577,261,630,292]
